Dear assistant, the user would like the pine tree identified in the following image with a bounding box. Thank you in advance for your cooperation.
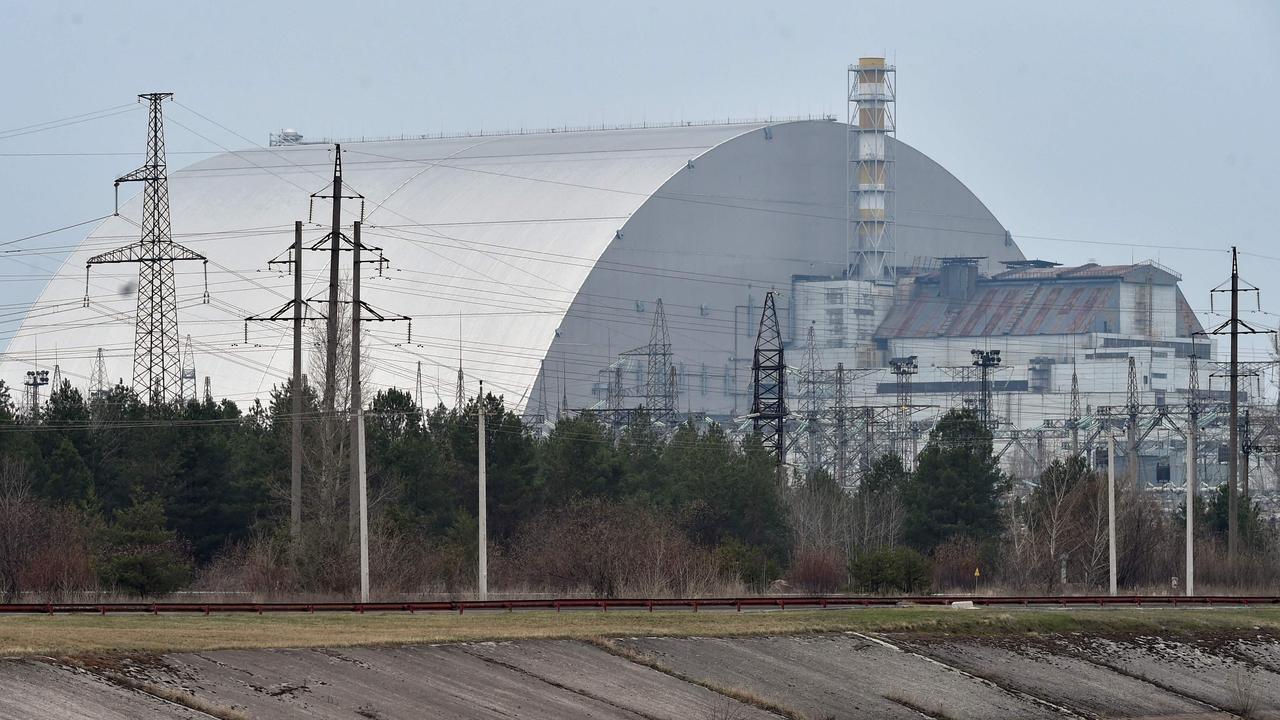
[902,408,1008,552]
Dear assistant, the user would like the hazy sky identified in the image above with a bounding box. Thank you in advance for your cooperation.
[2,0,1278,362]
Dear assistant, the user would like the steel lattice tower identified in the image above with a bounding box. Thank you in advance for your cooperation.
[90,348,108,400]
[644,299,675,420]
[797,323,828,476]
[1126,355,1140,488]
[456,317,466,410]
[606,365,624,415]
[750,291,787,465]
[1188,353,1201,419]
[534,359,550,423]
[1069,361,1081,455]
[180,334,197,402]
[86,94,206,405]
[833,362,849,486]
[416,361,424,409]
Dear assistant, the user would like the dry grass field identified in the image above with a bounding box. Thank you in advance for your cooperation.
[4,605,1280,657]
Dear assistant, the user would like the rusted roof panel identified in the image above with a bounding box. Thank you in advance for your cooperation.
[877,281,1120,339]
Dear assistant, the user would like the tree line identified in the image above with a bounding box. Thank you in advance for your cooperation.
[0,377,1268,600]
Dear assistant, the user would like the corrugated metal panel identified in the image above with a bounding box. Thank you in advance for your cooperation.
[877,280,1121,339]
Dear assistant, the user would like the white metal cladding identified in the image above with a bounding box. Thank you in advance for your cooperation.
[4,120,1022,414]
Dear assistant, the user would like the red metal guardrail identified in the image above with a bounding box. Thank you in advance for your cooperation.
[1,595,1278,615]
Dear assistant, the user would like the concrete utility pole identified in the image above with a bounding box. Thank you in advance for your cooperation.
[324,145,344,416]
[1229,249,1239,563]
[291,221,304,545]
[1185,439,1196,596]
[350,221,369,602]
[1108,435,1117,596]
[1204,246,1272,566]
[1186,354,1200,597]
[477,379,488,601]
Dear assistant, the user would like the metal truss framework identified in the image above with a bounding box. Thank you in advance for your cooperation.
[847,58,896,283]
[86,93,207,405]
[589,298,680,428]
[751,292,787,465]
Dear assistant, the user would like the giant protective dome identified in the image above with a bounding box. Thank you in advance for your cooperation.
[3,119,1022,416]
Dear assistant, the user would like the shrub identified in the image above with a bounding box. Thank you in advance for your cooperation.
[787,547,845,593]
[849,547,931,594]
[501,498,728,597]
[17,507,96,600]
[932,536,980,592]
[713,538,780,591]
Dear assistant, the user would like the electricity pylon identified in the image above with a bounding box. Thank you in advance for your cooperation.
[85,93,207,405]
[750,291,787,467]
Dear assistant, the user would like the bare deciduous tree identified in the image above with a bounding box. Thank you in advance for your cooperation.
[0,459,37,601]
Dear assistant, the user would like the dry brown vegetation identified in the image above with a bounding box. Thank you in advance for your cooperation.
[0,459,96,602]
[499,499,734,597]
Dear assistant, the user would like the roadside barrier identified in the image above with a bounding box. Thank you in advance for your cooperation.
[1,595,1277,615]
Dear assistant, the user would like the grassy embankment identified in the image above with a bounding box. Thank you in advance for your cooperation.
[4,605,1280,657]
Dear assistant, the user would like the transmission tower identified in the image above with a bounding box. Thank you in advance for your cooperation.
[415,360,424,410]
[750,291,787,467]
[833,362,849,487]
[1188,353,1201,419]
[667,365,680,422]
[1069,361,1081,455]
[524,359,552,427]
[180,335,196,403]
[456,317,466,410]
[85,94,207,406]
[90,348,108,400]
[797,323,827,476]
[644,299,676,421]
[50,349,62,391]
[606,364,624,415]
[1126,355,1140,489]
[203,376,212,404]
[534,359,550,424]
[559,357,569,421]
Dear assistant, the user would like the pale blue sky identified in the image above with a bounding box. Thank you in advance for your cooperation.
[2,0,1278,361]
